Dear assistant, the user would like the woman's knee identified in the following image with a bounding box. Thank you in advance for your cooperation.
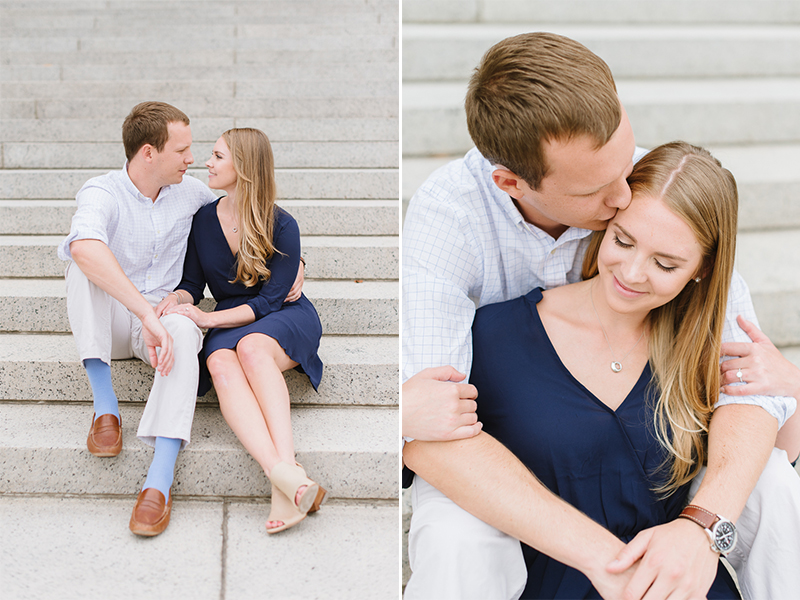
[237,334,284,370]
[206,348,238,379]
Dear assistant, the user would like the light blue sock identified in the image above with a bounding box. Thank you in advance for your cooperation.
[143,437,182,500]
[83,358,119,420]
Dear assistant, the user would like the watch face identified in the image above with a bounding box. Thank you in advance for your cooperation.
[714,520,737,553]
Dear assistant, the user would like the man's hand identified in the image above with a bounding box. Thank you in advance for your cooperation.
[140,311,174,376]
[607,519,718,600]
[402,366,481,441]
[720,315,800,399]
[284,261,304,303]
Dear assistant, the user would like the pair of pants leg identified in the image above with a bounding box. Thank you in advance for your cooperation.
[405,475,527,600]
[689,447,800,600]
[406,450,800,600]
[66,262,203,447]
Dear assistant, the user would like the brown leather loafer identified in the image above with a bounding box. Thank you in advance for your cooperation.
[86,413,122,457]
[129,488,172,537]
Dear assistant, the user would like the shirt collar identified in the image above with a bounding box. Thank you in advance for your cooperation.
[497,190,593,247]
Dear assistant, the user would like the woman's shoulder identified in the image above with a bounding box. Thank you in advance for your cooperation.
[475,288,544,329]
[193,197,222,222]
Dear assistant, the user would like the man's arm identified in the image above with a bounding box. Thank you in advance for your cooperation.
[70,239,174,376]
[404,433,636,598]
[720,315,800,461]
[401,176,482,440]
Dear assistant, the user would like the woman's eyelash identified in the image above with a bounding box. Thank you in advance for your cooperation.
[613,235,632,248]
[614,235,678,273]
[654,261,677,273]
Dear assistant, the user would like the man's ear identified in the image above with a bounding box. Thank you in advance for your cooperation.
[140,144,155,164]
[492,167,526,200]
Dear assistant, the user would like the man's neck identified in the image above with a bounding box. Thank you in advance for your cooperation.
[511,197,569,239]
[127,163,162,202]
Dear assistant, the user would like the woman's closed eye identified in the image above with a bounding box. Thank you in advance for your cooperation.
[654,260,678,273]
[613,234,632,249]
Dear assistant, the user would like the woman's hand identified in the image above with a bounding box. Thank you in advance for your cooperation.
[164,302,215,329]
[720,315,800,400]
[154,292,180,318]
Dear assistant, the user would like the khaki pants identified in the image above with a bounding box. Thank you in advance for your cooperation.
[65,261,203,448]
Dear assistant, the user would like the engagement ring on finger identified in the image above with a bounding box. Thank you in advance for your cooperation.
[736,369,743,383]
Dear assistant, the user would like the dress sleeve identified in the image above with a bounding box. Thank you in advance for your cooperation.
[245,212,300,320]
[401,180,482,383]
[715,269,797,427]
[176,215,207,305]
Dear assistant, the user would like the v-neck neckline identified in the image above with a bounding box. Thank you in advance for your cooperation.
[213,198,238,259]
[529,290,650,415]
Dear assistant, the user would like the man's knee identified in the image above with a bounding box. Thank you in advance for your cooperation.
[751,447,800,504]
[160,314,202,348]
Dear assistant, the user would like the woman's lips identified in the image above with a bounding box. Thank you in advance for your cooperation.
[613,275,644,298]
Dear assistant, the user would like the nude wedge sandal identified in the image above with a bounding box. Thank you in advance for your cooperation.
[270,462,320,515]
[266,487,306,534]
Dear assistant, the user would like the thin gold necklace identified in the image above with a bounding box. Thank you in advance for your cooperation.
[590,282,645,373]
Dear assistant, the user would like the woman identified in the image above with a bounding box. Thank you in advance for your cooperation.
[470,142,741,598]
[162,128,325,533]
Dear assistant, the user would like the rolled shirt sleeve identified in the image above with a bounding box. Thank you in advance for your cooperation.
[57,183,118,261]
[716,269,796,427]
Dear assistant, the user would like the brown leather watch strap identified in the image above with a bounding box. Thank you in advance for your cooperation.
[678,504,718,530]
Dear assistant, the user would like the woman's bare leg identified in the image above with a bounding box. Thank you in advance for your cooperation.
[236,333,299,466]
[207,348,283,475]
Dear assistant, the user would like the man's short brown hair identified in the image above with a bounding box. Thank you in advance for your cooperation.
[122,101,190,161]
[465,32,621,190]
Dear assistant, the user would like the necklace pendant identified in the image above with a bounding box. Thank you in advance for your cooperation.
[611,361,622,373]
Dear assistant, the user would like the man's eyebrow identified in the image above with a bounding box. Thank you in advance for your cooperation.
[614,223,689,262]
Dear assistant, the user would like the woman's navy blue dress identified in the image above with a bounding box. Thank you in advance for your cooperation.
[470,288,739,599]
[177,199,323,396]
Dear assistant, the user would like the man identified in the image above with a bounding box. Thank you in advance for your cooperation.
[402,33,800,599]
[57,102,302,536]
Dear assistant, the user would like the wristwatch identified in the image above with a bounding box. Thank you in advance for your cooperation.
[678,504,738,555]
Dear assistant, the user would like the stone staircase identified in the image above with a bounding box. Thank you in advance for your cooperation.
[0,1,399,598]
[402,0,800,587]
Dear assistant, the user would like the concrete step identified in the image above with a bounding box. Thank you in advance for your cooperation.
[0,333,398,406]
[0,234,399,280]
[0,402,397,499]
[1,496,398,600]
[0,169,398,200]
[0,62,398,83]
[0,140,398,169]
[402,0,800,25]
[0,0,398,20]
[0,279,398,335]
[1,48,399,69]
[0,22,398,40]
[0,80,397,101]
[403,78,800,155]
[402,144,800,231]
[1,97,398,120]
[0,199,399,236]
[737,229,800,348]
[404,24,800,82]
[0,117,399,143]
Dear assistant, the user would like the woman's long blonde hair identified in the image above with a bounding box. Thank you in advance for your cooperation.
[582,142,739,494]
[222,128,279,287]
